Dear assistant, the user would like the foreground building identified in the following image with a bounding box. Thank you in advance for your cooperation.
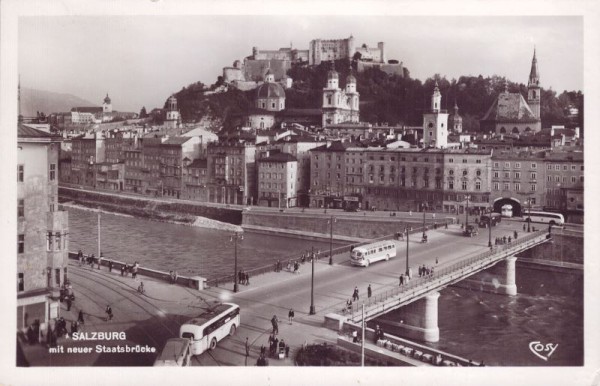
[17,124,69,333]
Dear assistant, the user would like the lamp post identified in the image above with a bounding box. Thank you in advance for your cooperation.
[488,206,493,248]
[231,232,243,293]
[309,246,316,315]
[405,225,410,276]
[328,215,336,265]
[527,197,532,232]
[465,195,470,229]
[421,202,428,240]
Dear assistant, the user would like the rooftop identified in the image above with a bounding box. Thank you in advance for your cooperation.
[480,92,539,123]
[258,152,297,163]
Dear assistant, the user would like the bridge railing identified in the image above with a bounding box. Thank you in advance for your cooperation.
[345,230,549,321]
[205,223,445,288]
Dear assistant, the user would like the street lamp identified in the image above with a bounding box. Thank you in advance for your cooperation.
[487,206,493,248]
[309,246,316,315]
[421,202,428,240]
[328,215,337,265]
[405,225,410,276]
[231,232,243,293]
[465,195,471,230]
[526,196,532,232]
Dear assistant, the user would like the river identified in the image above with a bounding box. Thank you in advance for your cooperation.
[66,206,583,366]
[65,206,334,280]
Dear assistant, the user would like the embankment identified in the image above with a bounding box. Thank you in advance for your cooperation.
[242,211,452,239]
[59,187,242,225]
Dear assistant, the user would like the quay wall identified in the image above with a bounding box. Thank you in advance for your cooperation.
[58,187,242,225]
[242,211,452,239]
[516,232,583,265]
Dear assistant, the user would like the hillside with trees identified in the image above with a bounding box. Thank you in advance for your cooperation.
[171,59,583,133]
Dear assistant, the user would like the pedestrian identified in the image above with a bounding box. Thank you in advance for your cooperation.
[271,315,279,335]
[508,236,512,243]
[399,274,404,286]
[245,272,250,286]
[105,305,113,321]
[285,345,290,358]
[288,308,295,324]
[238,270,243,284]
[273,337,279,356]
[245,337,250,366]
[108,260,113,273]
[78,310,85,324]
[523,224,526,232]
[78,250,83,266]
[70,320,78,335]
[374,325,382,344]
[445,222,448,229]
[367,284,372,299]
[121,265,125,276]
[436,257,439,265]
[66,297,72,311]
[514,230,518,239]
[89,254,95,268]
[503,236,507,244]
[260,344,266,356]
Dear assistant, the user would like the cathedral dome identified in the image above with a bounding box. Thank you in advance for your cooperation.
[256,82,285,99]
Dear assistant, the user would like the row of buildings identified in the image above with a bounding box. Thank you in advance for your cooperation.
[58,50,583,219]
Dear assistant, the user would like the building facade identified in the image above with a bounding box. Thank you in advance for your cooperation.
[322,69,360,127]
[17,125,69,332]
[257,152,298,208]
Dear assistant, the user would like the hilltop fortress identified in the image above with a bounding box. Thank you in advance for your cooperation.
[223,35,405,91]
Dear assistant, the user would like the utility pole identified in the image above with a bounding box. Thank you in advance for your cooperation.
[405,225,410,276]
[328,216,336,265]
[97,211,101,258]
[361,304,365,367]
[231,232,243,293]
[465,195,470,230]
[309,246,316,315]
[421,202,427,240]
[488,207,493,248]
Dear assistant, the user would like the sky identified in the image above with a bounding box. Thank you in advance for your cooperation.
[18,15,583,113]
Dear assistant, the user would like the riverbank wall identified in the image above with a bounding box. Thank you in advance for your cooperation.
[59,186,242,225]
[242,211,452,239]
[515,231,583,265]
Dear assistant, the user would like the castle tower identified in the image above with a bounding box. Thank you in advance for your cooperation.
[527,47,541,119]
[422,81,449,148]
[264,68,275,83]
[102,93,112,113]
[450,101,463,133]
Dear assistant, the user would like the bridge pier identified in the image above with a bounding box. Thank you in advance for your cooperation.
[496,256,517,296]
[383,291,440,343]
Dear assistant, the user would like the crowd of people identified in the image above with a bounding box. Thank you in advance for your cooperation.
[418,264,435,278]
[238,270,250,285]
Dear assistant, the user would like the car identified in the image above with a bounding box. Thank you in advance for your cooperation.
[463,225,478,237]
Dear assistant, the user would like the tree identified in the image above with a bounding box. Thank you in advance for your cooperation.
[139,106,148,118]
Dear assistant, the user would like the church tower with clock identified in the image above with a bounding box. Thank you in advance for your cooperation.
[422,81,448,148]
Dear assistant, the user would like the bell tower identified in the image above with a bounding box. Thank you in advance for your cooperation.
[527,47,541,119]
[422,81,448,148]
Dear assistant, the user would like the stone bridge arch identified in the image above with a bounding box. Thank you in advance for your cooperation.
[493,197,523,217]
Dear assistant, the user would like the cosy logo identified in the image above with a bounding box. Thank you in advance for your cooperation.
[529,341,558,361]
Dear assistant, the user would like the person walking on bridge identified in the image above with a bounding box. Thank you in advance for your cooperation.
[271,315,279,335]
[367,284,372,299]
[288,308,295,325]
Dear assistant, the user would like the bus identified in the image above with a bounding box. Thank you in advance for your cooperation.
[350,240,397,267]
[154,338,192,366]
[501,204,513,218]
[479,212,502,227]
[523,210,565,226]
[180,303,240,355]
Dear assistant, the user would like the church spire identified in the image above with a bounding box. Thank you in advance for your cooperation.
[528,47,539,87]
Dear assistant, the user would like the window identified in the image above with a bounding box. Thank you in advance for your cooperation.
[571,176,576,183]
[503,183,509,190]
[18,234,24,254]
[515,162,521,169]
[515,183,521,191]
[555,176,560,182]
[461,181,467,190]
[476,159,482,164]
[494,182,499,191]
[547,164,552,170]
[449,158,454,163]
[563,165,568,171]
[515,172,520,179]
[449,170,454,176]
[18,273,24,292]
[55,268,61,286]
[494,162,499,168]
[462,159,467,164]
[494,171,499,178]
[462,170,468,176]
[49,163,56,181]
[475,181,481,190]
[379,175,384,183]
[504,172,510,178]
[555,165,560,171]
[504,162,510,168]
[17,165,24,182]
[18,199,24,217]
[531,172,537,180]
[531,184,537,192]
[531,163,537,169]
[448,181,454,190]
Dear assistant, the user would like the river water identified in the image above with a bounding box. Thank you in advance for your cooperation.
[65,206,333,280]
[66,206,583,366]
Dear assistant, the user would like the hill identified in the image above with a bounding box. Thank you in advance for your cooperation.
[20,87,97,117]
[172,59,583,132]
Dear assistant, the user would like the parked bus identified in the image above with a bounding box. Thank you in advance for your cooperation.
[479,212,502,227]
[501,204,513,218]
[180,303,240,355]
[523,210,565,226]
[350,240,397,267]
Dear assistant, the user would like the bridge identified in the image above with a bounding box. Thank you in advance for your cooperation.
[334,230,550,342]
